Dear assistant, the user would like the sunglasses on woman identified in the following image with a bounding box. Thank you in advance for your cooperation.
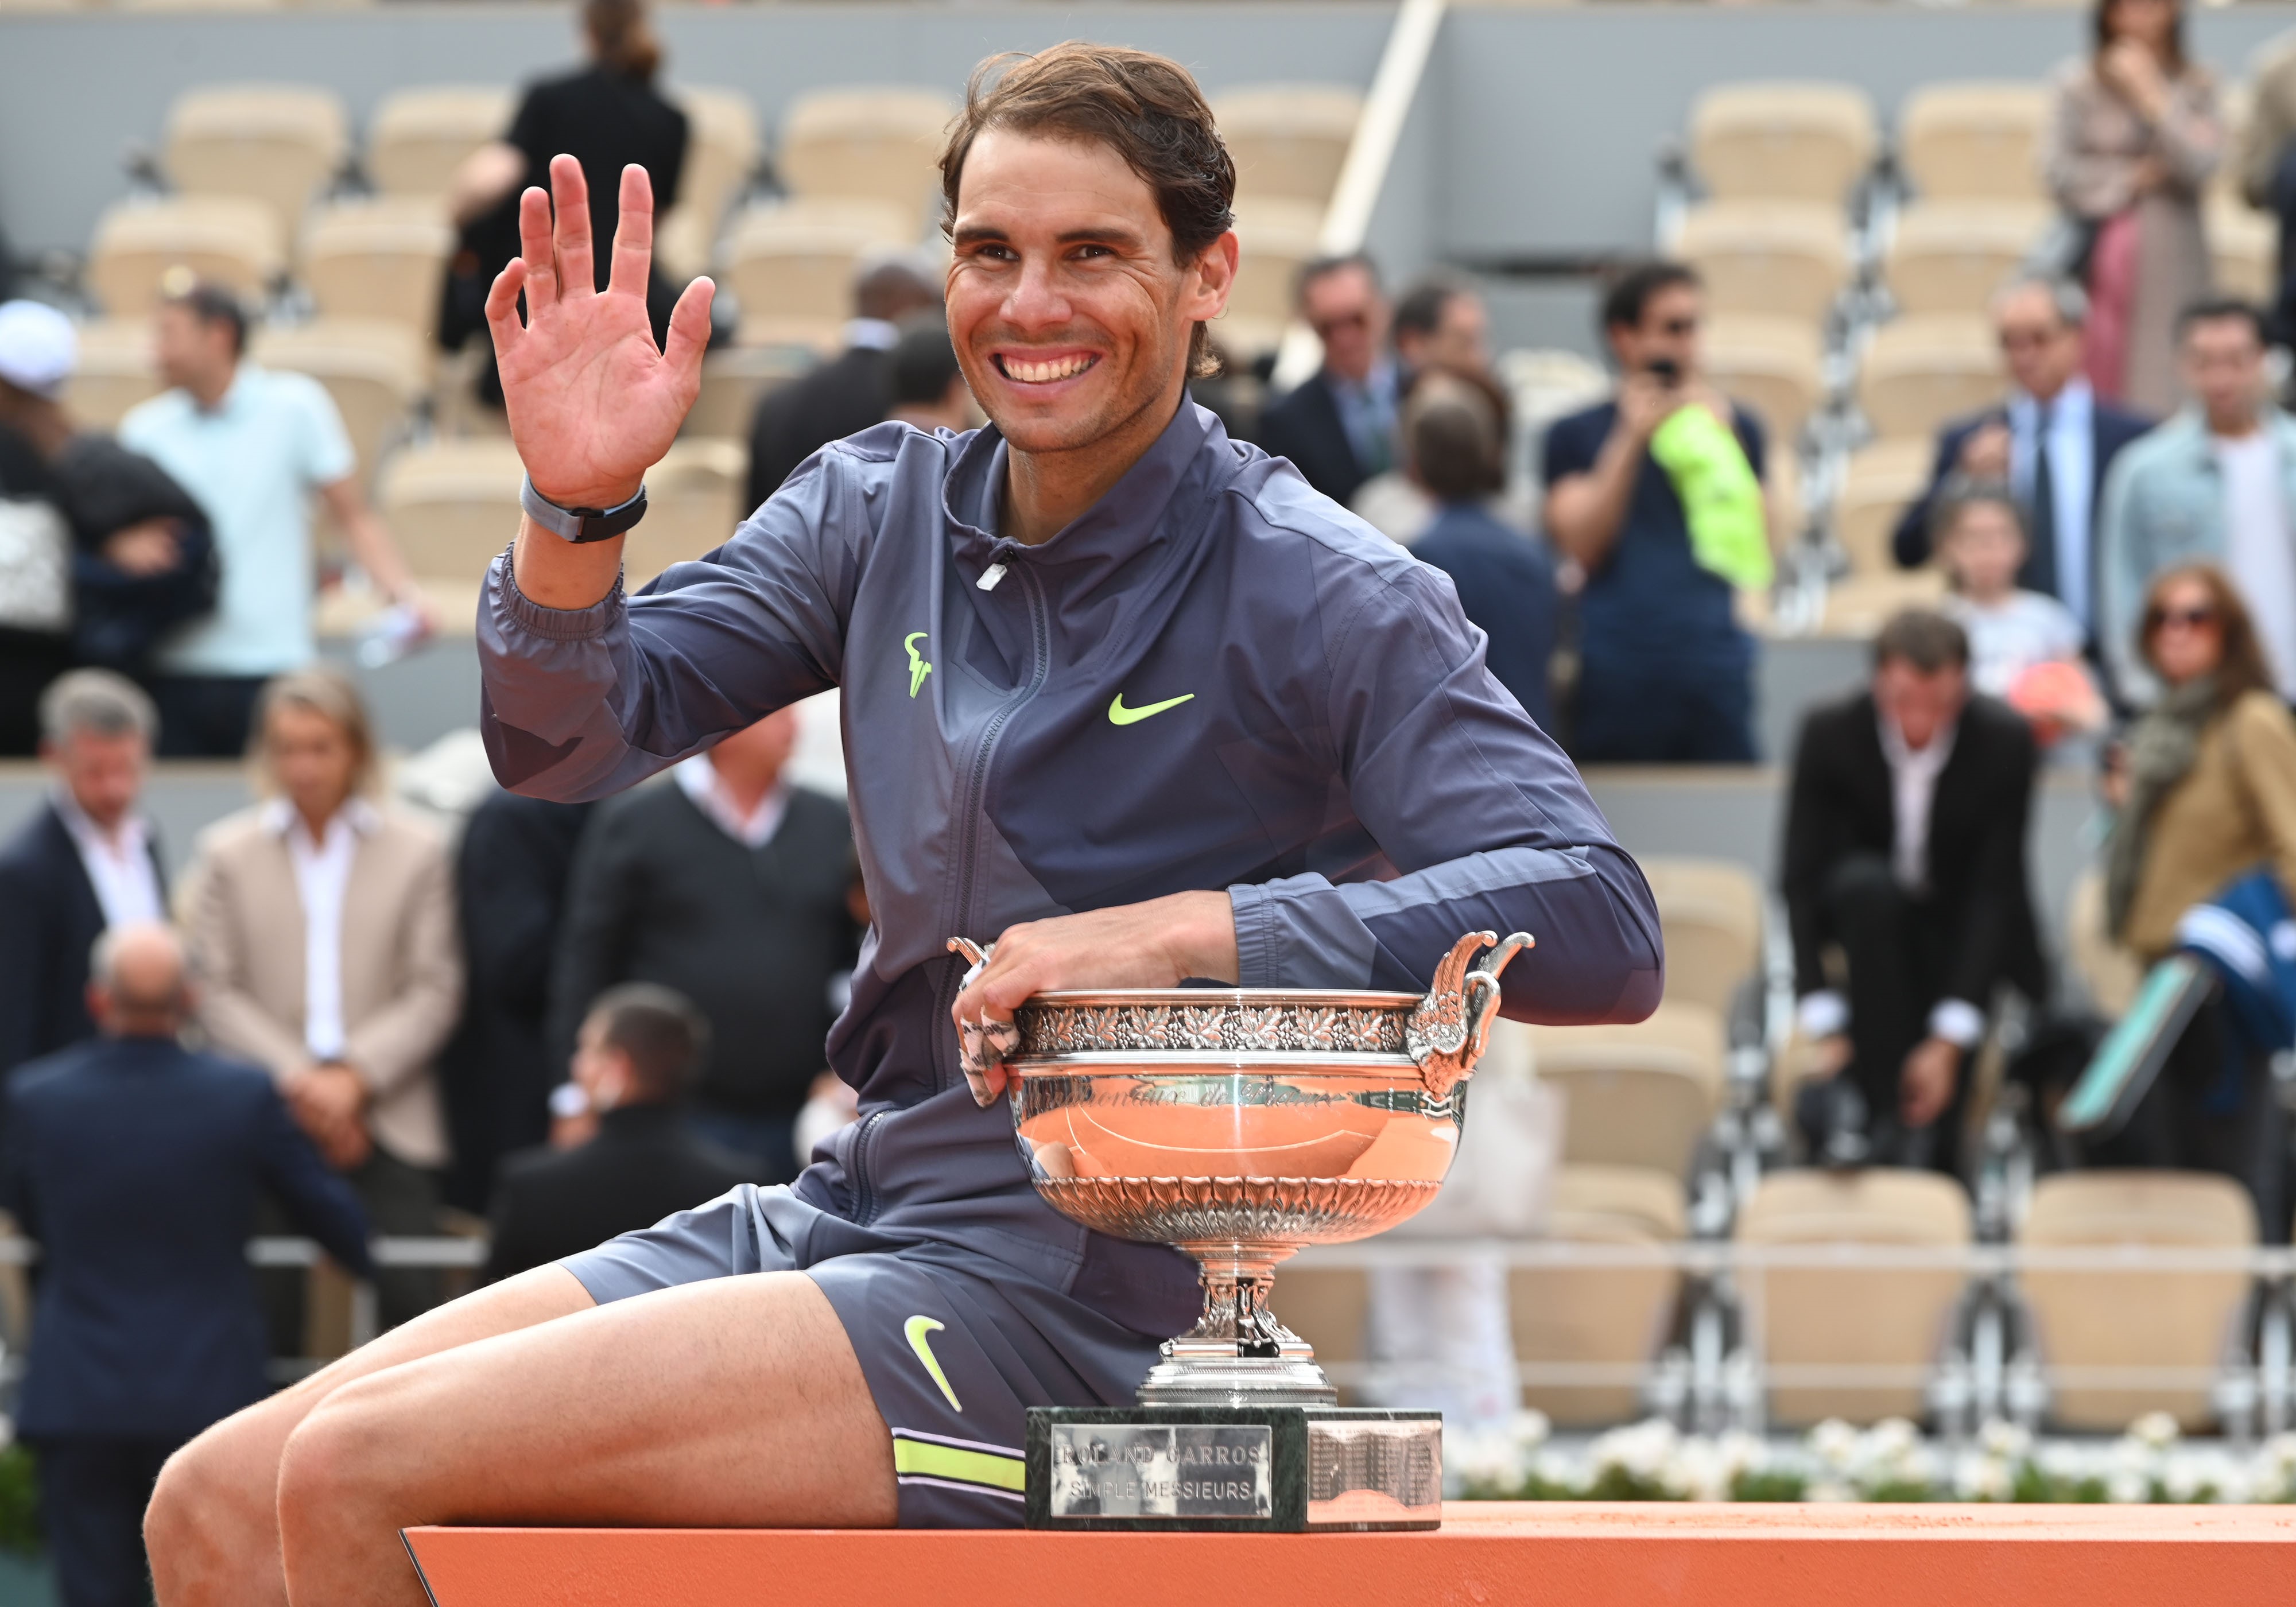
[2150,605,2219,631]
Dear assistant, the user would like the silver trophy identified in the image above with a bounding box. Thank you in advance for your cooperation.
[950,929,1531,1532]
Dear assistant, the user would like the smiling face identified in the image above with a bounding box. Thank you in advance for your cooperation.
[945,130,1237,459]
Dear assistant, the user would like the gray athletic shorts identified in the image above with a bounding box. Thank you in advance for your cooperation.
[560,1183,1166,1527]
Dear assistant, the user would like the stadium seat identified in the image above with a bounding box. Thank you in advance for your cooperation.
[1639,856,1763,1019]
[1529,1003,1727,1178]
[2208,200,2275,305]
[1883,201,2050,319]
[1834,437,1935,575]
[1268,1266,1370,1403]
[1674,202,1851,327]
[2019,1171,2256,1432]
[658,87,762,285]
[1702,315,1825,449]
[1818,568,1949,637]
[1689,83,1878,208]
[1211,84,1363,209]
[625,438,747,585]
[61,319,162,431]
[1735,1167,1972,1426]
[302,198,455,346]
[1897,82,2051,204]
[1512,1165,1686,1427]
[776,87,957,229]
[722,197,917,348]
[250,319,428,490]
[86,196,285,317]
[162,84,350,243]
[378,438,527,584]
[1223,197,1324,360]
[367,86,515,198]
[1857,315,2003,440]
[685,344,810,443]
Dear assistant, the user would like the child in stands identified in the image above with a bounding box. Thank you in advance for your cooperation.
[1934,482,2106,741]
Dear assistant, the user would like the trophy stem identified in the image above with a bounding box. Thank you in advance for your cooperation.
[1135,1241,1337,1406]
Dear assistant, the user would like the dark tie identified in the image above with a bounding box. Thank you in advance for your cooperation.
[2024,407,2060,601]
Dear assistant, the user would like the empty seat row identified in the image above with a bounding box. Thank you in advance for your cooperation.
[1690,79,2050,208]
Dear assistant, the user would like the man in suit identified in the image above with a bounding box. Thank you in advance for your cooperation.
[2,923,369,1607]
[1893,277,2154,655]
[549,708,858,1181]
[1252,253,1397,506]
[1781,609,2044,1175]
[0,671,166,1088]
[485,983,756,1283]
[744,259,942,509]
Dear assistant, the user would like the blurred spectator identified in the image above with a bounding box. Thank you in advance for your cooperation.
[1782,610,2043,1174]
[1391,273,1492,381]
[550,709,858,1179]
[1891,279,2153,653]
[2099,300,2296,705]
[1932,483,2108,741]
[2098,564,2296,1219]
[2042,0,2222,414]
[0,302,217,693]
[437,791,594,1216]
[0,301,83,748]
[1353,360,1519,547]
[118,281,430,758]
[1,923,369,1607]
[883,316,974,434]
[1543,261,1768,763]
[441,0,691,409]
[484,983,754,1283]
[1405,374,1557,729]
[184,668,460,1332]
[747,259,943,509]
[0,672,164,1088]
[2235,28,2296,344]
[1255,254,1395,506]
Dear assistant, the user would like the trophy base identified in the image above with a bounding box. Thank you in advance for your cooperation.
[1022,1406,1442,1532]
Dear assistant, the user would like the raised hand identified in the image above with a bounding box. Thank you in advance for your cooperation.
[486,155,714,510]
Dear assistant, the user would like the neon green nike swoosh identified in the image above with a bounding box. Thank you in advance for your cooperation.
[905,1314,961,1412]
[1108,692,1194,726]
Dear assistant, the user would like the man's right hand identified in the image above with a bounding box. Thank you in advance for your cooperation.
[1956,420,2012,481]
[487,155,714,513]
[1615,371,1683,448]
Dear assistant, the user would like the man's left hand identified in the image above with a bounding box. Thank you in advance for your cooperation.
[952,891,1239,1105]
[1899,1036,1962,1129]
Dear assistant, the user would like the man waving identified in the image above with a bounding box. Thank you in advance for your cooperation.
[149,44,1661,1604]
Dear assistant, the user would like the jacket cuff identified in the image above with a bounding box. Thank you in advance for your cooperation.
[1227,883,1276,989]
[1796,989,1848,1040]
[487,546,625,642]
[1927,997,1985,1050]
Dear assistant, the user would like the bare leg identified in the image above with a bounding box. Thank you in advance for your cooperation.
[148,1266,594,1607]
[276,1271,895,1607]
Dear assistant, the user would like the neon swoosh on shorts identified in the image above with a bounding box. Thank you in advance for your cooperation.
[905,1314,962,1412]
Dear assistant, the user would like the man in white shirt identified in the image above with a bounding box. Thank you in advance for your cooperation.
[117,280,432,758]
[1781,611,2045,1173]
[1895,277,2157,650]
[0,671,167,1081]
[2100,298,2296,704]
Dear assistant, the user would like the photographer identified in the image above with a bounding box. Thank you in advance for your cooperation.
[1542,261,1772,762]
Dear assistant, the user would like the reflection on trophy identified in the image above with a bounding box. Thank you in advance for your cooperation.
[949,929,1533,1533]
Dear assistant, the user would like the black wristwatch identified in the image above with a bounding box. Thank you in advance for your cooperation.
[521,475,649,544]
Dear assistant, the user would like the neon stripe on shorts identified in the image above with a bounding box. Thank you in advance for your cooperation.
[890,1432,1025,1493]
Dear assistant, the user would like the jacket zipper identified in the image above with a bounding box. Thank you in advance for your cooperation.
[855,563,1051,1228]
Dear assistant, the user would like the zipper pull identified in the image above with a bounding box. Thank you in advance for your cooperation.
[978,562,1007,592]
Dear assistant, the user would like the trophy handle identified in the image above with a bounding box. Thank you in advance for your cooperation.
[1407,929,1534,1099]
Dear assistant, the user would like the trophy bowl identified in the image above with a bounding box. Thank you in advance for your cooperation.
[952,930,1533,1532]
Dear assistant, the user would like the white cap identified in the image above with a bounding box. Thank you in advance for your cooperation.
[0,301,77,400]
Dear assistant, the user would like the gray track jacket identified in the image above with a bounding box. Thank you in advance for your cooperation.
[478,401,1665,1337]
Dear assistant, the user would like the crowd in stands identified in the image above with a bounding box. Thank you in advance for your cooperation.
[17,0,2296,1581]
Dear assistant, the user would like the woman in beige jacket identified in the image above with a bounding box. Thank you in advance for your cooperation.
[2043,0,2223,414]
[184,667,462,1330]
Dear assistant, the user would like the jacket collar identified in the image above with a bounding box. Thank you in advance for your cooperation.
[939,399,1220,591]
[2162,404,2296,465]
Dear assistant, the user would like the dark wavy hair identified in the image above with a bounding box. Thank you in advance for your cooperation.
[2093,0,2186,76]
[938,43,1236,376]
[2139,562,2274,706]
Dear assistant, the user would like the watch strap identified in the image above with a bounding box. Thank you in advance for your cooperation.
[521,475,648,544]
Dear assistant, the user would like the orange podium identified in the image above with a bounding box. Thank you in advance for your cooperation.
[405,1500,2296,1606]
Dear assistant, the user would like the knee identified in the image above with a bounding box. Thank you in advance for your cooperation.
[146,1422,273,1602]
[275,1379,401,1544]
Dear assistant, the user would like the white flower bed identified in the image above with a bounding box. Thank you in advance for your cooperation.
[1450,1411,2296,1504]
